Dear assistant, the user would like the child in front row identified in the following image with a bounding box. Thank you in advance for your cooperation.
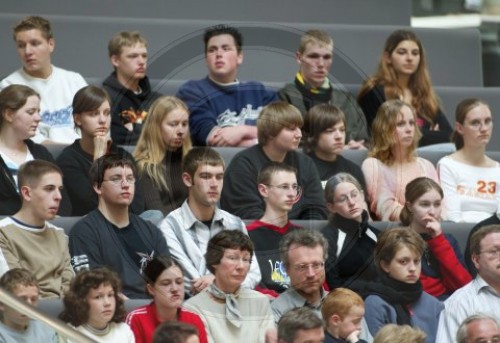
[321,288,368,343]
[0,268,58,343]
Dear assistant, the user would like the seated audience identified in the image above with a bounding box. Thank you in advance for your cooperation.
[278,29,368,149]
[56,85,143,216]
[153,322,200,343]
[456,314,500,343]
[59,268,134,342]
[361,99,438,221]
[372,324,426,343]
[221,101,327,220]
[126,255,207,343]
[176,24,276,147]
[321,288,368,343]
[303,104,367,189]
[436,225,500,342]
[0,160,73,298]
[321,173,379,290]
[159,147,260,296]
[0,16,86,144]
[69,154,169,298]
[247,162,302,296]
[134,96,191,215]
[0,84,70,215]
[357,29,452,147]
[437,98,500,222]
[271,229,328,323]
[363,228,443,343]
[400,177,471,299]
[277,307,325,343]
[183,230,275,342]
[0,268,57,342]
[103,31,161,145]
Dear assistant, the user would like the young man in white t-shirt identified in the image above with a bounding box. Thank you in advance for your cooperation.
[0,16,86,144]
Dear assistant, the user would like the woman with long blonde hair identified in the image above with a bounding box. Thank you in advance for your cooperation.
[361,99,438,221]
[134,96,192,215]
[358,29,452,147]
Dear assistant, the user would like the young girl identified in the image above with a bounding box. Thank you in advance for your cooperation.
[303,103,366,190]
[363,228,443,343]
[59,268,134,342]
[56,85,143,216]
[133,96,192,215]
[358,29,452,147]
[0,84,70,215]
[321,173,379,290]
[361,99,438,221]
[126,255,207,343]
[400,177,472,299]
[437,98,500,222]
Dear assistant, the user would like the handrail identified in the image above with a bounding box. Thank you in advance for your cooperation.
[0,288,97,343]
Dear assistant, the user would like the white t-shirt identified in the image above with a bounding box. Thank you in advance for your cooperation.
[0,66,87,144]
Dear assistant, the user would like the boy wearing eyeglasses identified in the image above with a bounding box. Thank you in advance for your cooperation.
[247,162,302,296]
[221,101,327,220]
[271,229,328,324]
[68,154,170,299]
[0,160,73,298]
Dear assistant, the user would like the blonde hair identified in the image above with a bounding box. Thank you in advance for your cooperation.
[133,96,192,192]
[368,99,421,165]
[298,29,333,54]
[373,324,426,343]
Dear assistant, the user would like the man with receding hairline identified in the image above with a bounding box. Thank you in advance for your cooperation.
[0,160,73,298]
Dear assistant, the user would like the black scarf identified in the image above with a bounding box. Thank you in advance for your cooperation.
[363,273,422,325]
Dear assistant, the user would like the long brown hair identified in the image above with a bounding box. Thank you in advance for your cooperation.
[358,29,441,125]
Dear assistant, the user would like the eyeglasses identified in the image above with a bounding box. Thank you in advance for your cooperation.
[334,190,361,205]
[475,336,500,343]
[102,176,136,185]
[265,184,302,195]
[291,262,324,273]
[479,249,500,259]
[465,118,493,130]
[224,255,252,265]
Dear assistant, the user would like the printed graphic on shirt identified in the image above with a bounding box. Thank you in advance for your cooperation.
[71,255,89,273]
[40,105,73,127]
[269,259,290,287]
[457,181,499,199]
[217,104,263,127]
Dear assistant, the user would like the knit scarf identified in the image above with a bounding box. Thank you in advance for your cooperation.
[367,273,422,325]
[294,72,332,111]
[207,283,242,328]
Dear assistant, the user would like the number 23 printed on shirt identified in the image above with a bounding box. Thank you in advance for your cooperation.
[477,180,497,194]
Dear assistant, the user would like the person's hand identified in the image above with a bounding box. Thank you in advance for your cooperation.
[264,328,278,343]
[191,274,215,295]
[93,134,111,160]
[208,126,245,147]
[346,140,367,150]
[423,215,442,238]
[346,329,361,343]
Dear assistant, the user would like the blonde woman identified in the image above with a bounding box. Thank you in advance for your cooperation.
[134,96,192,215]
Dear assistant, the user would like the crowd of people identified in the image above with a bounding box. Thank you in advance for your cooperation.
[0,14,498,343]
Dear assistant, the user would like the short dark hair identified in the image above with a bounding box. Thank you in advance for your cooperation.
[89,154,137,188]
[142,255,184,296]
[204,24,243,54]
[470,224,500,256]
[257,162,297,185]
[303,103,346,154]
[13,16,53,40]
[205,230,254,274]
[182,147,224,179]
[59,268,126,326]
[153,321,199,343]
[72,85,111,115]
[280,229,328,268]
[18,160,62,190]
[278,307,323,342]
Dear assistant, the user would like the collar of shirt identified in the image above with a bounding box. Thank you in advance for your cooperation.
[178,200,226,231]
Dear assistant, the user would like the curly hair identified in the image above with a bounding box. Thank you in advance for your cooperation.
[59,268,126,326]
